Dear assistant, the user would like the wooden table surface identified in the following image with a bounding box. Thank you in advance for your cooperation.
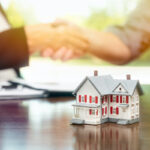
[0,85,150,150]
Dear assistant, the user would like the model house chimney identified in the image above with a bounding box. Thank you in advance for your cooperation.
[94,70,98,76]
[126,74,131,80]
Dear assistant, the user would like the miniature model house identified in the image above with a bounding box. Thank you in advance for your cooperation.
[71,71,143,125]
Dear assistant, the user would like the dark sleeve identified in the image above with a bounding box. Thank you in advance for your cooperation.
[0,27,29,70]
[107,0,150,59]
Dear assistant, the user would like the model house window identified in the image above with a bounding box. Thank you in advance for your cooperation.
[113,95,116,102]
[107,96,110,102]
[92,97,95,103]
[122,96,126,103]
[81,96,84,102]
[102,107,107,116]
[120,95,122,103]
[89,109,95,115]
[110,107,119,115]
[102,96,107,103]
[113,108,116,114]
[91,109,95,115]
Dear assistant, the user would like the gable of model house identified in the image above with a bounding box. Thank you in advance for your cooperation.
[130,82,143,96]
[73,75,116,96]
[113,83,128,93]
[76,78,100,97]
[112,80,143,96]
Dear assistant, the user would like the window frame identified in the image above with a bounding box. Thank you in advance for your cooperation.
[122,96,126,103]
[81,96,84,103]
[113,95,116,102]
[113,108,116,114]
[92,97,95,103]
[91,109,95,115]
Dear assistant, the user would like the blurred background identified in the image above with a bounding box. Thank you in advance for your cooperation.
[2,0,148,66]
[1,0,150,85]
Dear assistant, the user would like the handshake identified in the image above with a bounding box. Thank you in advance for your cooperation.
[25,20,131,64]
[25,20,92,61]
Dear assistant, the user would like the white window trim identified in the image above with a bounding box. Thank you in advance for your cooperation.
[91,109,95,115]
[92,97,95,103]
[122,96,126,103]
[113,108,116,114]
[81,96,84,103]
[113,95,116,102]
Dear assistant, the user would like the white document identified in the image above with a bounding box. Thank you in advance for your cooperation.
[0,81,47,100]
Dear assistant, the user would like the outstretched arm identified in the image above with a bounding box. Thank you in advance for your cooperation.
[82,30,131,65]
[107,0,150,61]
[41,0,150,65]
[32,21,131,64]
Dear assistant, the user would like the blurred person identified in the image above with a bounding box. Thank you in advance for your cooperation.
[40,0,150,65]
[0,4,28,70]
[0,2,84,71]
[0,4,62,70]
[0,1,87,71]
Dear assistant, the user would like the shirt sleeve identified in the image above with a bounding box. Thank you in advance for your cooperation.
[0,27,29,70]
[107,0,150,59]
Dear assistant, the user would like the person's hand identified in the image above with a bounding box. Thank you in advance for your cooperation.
[40,47,84,61]
[25,21,90,61]
[38,20,86,61]
[25,20,131,64]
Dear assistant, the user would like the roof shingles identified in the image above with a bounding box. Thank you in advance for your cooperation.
[73,75,143,96]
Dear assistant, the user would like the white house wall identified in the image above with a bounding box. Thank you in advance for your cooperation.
[76,79,101,105]
[119,103,130,120]
[77,107,85,120]
[73,107,101,124]
[109,95,130,120]
[75,79,102,124]
[130,88,140,120]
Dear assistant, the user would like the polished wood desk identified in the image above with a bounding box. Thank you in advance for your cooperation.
[0,85,150,150]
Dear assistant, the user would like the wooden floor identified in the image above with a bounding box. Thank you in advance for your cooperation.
[0,85,149,150]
